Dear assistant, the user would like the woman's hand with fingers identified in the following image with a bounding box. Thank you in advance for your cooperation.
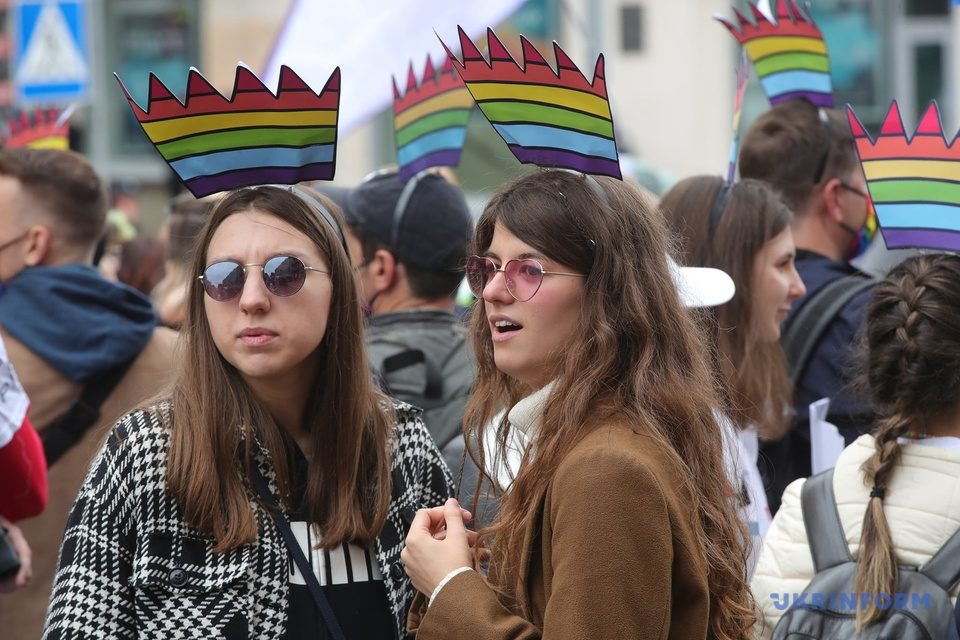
[401,498,475,595]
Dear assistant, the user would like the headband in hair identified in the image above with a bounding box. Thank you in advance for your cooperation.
[115,64,341,198]
[2,106,73,149]
[439,26,622,179]
[847,100,959,252]
[266,184,348,254]
[708,182,734,239]
[393,54,473,181]
[717,0,833,108]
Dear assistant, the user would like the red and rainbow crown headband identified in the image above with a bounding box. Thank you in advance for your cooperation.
[115,65,340,197]
[847,100,960,252]
[393,54,474,181]
[718,0,832,108]
[439,26,621,180]
[1,107,71,149]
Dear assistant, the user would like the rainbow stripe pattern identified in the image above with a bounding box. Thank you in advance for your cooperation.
[393,55,474,181]
[847,100,960,251]
[727,51,751,182]
[718,0,833,108]
[115,65,340,197]
[3,108,69,150]
[439,26,621,179]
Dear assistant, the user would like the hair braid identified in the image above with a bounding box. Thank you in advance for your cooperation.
[853,253,960,630]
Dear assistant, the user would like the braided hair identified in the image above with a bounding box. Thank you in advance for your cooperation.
[854,253,960,629]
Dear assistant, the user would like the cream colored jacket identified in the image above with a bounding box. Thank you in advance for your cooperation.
[751,434,960,639]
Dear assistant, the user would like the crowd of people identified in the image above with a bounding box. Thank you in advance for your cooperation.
[0,12,959,640]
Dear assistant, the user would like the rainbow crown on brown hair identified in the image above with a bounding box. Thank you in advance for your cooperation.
[847,100,960,252]
[2,107,70,149]
[115,64,340,197]
[439,26,621,179]
[717,0,832,108]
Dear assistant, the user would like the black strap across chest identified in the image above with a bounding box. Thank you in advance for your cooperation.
[250,463,348,640]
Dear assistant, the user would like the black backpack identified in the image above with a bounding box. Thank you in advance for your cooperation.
[771,469,960,639]
[376,336,472,453]
[782,273,876,386]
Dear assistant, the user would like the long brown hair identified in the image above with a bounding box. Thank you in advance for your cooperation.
[465,170,755,639]
[661,176,794,440]
[854,253,960,629]
[166,185,393,553]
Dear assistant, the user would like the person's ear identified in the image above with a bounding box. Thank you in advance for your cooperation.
[22,224,51,267]
[369,248,397,293]
[820,177,844,222]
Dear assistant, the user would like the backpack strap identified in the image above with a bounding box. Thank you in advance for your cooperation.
[783,274,876,386]
[380,332,469,404]
[41,356,137,467]
[952,593,960,640]
[801,468,854,571]
[381,349,443,401]
[918,527,960,592]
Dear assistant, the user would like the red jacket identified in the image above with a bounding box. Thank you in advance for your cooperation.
[0,414,47,521]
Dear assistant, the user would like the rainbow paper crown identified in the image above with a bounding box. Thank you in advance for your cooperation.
[718,0,832,108]
[393,55,474,181]
[847,100,960,252]
[726,51,751,182]
[116,65,340,197]
[2,107,70,149]
[440,26,621,179]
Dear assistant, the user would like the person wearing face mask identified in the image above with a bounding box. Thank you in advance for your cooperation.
[339,171,476,492]
[0,148,177,638]
[739,99,877,513]
[661,177,806,574]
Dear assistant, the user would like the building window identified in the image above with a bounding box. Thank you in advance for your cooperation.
[914,44,944,107]
[621,5,643,52]
[107,0,199,157]
[905,0,948,16]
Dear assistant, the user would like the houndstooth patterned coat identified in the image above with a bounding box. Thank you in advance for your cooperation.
[42,401,453,639]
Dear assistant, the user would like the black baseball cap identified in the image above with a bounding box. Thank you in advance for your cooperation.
[308,183,354,222]
[346,171,473,270]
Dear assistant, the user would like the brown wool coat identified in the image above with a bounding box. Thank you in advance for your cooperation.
[408,422,712,640]
[0,326,178,639]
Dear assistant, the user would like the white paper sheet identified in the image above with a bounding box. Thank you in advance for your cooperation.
[810,397,845,474]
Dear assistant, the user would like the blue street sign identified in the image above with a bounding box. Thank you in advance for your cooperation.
[13,1,89,105]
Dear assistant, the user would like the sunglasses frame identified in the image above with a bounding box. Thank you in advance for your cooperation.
[198,254,329,302]
[838,181,868,200]
[465,255,584,302]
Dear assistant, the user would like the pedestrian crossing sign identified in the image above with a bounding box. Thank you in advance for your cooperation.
[13,0,89,105]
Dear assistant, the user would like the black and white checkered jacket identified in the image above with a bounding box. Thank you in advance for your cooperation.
[42,401,453,639]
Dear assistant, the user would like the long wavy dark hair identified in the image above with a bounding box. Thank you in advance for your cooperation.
[464,170,755,639]
[165,186,393,553]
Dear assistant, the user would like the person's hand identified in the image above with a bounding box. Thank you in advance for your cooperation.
[0,515,31,594]
[401,498,476,596]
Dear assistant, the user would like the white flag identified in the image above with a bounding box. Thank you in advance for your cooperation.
[262,0,526,135]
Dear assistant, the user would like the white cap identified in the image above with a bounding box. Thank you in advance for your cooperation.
[667,255,736,308]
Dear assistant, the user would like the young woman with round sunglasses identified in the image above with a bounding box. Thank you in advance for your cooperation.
[43,185,454,639]
[660,177,806,574]
[402,170,755,639]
